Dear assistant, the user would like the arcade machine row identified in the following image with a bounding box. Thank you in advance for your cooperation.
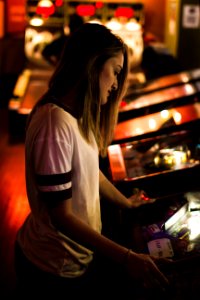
[106,102,200,299]
[8,0,145,140]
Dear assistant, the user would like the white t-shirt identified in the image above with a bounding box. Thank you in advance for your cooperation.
[17,103,101,277]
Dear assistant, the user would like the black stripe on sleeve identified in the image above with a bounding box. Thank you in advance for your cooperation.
[35,171,72,186]
[39,187,72,208]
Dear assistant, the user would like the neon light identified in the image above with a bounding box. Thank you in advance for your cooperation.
[76,4,95,17]
[36,0,55,18]
[36,6,55,18]
[115,7,134,18]
[55,0,63,7]
[95,2,103,9]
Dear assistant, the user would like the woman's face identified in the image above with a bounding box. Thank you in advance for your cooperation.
[99,51,124,105]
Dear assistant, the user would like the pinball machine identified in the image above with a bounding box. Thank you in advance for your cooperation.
[126,68,200,98]
[119,77,200,122]
[109,125,200,198]
[115,100,200,145]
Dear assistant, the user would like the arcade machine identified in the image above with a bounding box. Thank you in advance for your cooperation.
[107,100,200,184]
[8,0,64,140]
[115,98,200,144]
[119,78,200,122]
[126,68,200,98]
[109,123,200,197]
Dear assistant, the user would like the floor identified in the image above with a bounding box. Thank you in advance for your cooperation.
[0,108,30,296]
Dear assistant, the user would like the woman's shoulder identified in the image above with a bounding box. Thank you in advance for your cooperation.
[29,102,76,133]
[38,102,76,124]
[28,103,78,142]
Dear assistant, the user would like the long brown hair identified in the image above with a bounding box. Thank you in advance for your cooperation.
[28,23,129,157]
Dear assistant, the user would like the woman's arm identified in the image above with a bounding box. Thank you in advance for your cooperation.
[99,169,132,208]
[49,198,170,290]
[99,170,155,209]
[50,198,128,262]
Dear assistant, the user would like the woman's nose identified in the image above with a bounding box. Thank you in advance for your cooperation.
[112,79,118,91]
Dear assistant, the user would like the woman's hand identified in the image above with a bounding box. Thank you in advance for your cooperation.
[128,188,156,208]
[125,250,171,291]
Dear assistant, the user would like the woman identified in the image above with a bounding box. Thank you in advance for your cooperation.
[15,23,171,299]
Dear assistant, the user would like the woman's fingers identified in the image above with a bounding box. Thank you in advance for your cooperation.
[129,190,156,207]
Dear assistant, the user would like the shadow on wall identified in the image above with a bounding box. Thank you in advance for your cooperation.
[141,44,183,81]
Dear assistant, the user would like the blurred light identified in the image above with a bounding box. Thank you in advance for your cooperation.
[125,19,141,31]
[8,99,21,111]
[88,19,102,25]
[18,107,32,115]
[106,18,122,31]
[160,109,170,119]
[135,127,144,135]
[180,73,190,83]
[185,83,195,93]
[13,69,31,97]
[173,150,187,166]
[38,0,53,6]
[29,16,44,26]
[55,0,63,7]
[188,214,200,240]
[126,145,132,150]
[95,2,104,9]
[173,111,182,123]
[149,118,156,129]
[76,4,95,17]
[36,0,55,18]
[115,7,134,18]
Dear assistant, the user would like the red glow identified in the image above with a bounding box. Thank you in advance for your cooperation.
[141,193,150,201]
[76,4,95,17]
[36,4,55,18]
[115,7,134,18]
[119,100,127,108]
[55,0,63,7]
[95,2,104,9]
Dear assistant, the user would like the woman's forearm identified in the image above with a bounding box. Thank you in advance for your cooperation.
[51,205,128,264]
[99,170,131,209]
